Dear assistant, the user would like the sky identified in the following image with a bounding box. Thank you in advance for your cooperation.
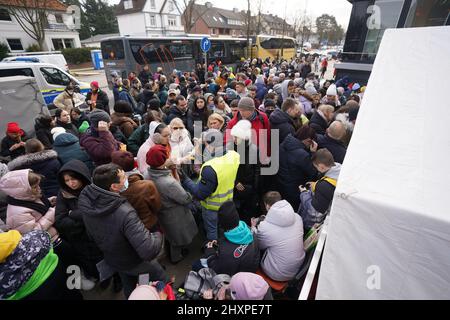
[107,0,353,29]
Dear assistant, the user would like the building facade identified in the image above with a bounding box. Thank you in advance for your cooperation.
[255,13,294,38]
[336,0,450,84]
[0,0,81,52]
[116,0,184,37]
[187,3,246,37]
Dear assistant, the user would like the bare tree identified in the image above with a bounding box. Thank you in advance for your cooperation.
[7,0,50,50]
[179,0,212,34]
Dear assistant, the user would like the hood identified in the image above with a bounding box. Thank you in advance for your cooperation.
[265,200,296,227]
[146,168,171,180]
[7,150,58,171]
[53,132,79,147]
[126,168,144,183]
[281,134,305,152]
[0,169,33,200]
[78,184,126,217]
[111,113,137,126]
[34,117,51,131]
[149,121,162,139]
[269,108,292,125]
[58,160,91,193]
[142,89,156,99]
[325,162,342,180]
[224,221,253,245]
[0,230,22,263]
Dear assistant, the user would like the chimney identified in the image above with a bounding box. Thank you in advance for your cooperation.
[233,8,239,13]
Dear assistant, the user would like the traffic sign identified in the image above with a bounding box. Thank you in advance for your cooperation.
[201,37,211,53]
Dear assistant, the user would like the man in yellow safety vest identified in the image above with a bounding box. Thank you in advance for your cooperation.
[181,129,240,241]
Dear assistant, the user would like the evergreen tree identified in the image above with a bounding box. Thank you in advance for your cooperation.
[83,0,119,37]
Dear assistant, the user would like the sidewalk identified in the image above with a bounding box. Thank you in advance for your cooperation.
[70,67,102,77]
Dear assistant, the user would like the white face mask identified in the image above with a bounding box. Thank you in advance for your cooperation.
[171,130,183,141]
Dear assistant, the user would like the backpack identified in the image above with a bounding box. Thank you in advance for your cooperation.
[181,268,230,300]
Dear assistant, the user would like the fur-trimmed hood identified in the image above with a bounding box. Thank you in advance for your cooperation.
[7,150,58,171]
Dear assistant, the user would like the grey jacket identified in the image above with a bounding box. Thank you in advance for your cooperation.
[256,200,305,282]
[78,183,163,272]
[146,168,198,247]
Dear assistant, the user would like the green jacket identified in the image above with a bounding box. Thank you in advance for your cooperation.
[127,124,149,156]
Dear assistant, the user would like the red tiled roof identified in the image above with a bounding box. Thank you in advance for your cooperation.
[0,0,67,12]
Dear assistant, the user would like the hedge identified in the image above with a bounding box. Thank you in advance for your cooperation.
[0,42,9,61]
[61,47,93,64]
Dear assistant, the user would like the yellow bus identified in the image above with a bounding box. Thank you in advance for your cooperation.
[250,35,297,61]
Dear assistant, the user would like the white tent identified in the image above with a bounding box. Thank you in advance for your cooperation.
[316,26,450,299]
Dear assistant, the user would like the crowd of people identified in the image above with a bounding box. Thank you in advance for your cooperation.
[0,55,363,300]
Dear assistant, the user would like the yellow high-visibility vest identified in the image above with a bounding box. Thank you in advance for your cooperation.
[312,177,337,193]
[200,150,240,211]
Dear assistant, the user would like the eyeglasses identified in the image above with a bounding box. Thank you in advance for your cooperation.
[172,127,184,130]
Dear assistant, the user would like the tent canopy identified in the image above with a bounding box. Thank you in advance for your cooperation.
[316,26,450,299]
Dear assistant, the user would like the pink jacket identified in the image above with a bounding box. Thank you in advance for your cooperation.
[0,169,59,241]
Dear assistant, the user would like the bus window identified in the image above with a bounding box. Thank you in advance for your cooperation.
[101,40,125,60]
[0,68,34,77]
[229,43,245,61]
[283,38,295,49]
[168,42,193,59]
[210,42,225,58]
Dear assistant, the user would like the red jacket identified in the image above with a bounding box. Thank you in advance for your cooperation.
[225,110,271,160]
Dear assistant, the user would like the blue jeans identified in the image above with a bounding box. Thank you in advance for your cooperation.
[202,208,218,241]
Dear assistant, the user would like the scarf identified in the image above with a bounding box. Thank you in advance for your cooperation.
[7,196,51,215]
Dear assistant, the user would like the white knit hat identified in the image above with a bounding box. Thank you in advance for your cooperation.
[51,127,66,140]
[231,119,252,141]
[305,82,317,95]
[326,84,337,96]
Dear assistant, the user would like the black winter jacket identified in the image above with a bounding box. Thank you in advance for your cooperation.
[205,234,260,276]
[78,183,163,272]
[86,89,110,114]
[269,108,296,144]
[309,111,328,135]
[277,134,317,210]
[317,134,347,164]
[55,160,102,265]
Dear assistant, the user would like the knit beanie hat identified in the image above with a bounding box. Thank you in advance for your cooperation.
[6,122,23,135]
[147,98,161,110]
[111,150,135,172]
[225,88,238,101]
[229,272,269,300]
[218,201,240,232]
[231,120,252,141]
[305,82,317,95]
[238,97,255,111]
[51,127,66,140]
[146,144,168,168]
[89,109,111,128]
[326,84,337,96]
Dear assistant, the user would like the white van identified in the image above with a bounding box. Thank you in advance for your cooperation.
[2,53,69,72]
[0,62,89,105]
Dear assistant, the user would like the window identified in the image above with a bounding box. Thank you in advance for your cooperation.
[101,40,125,60]
[40,67,71,86]
[130,40,194,65]
[0,68,34,78]
[64,39,75,48]
[150,15,156,26]
[0,8,12,21]
[7,39,23,51]
[405,0,450,27]
[363,0,405,59]
[210,42,225,58]
[168,16,176,27]
[124,0,133,10]
[52,38,64,50]
[55,14,63,23]
[150,0,156,9]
